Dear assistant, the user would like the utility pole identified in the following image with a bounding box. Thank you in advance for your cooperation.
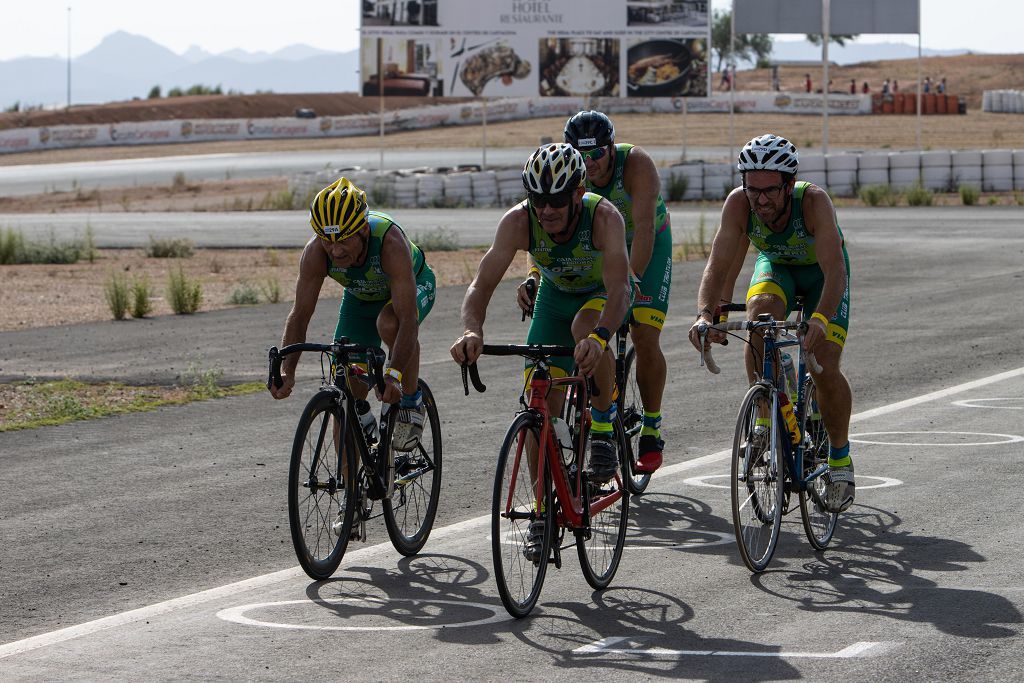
[66,6,72,110]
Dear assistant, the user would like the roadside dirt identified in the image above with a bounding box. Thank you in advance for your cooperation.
[0,246,527,332]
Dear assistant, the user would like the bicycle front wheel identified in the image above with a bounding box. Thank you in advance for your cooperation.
[383,379,443,556]
[799,379,838,550]
[576,414,630,590]
[492,412,552,619]
[730,384,784,573]
[619,346,650,495]
[288,390,357,580]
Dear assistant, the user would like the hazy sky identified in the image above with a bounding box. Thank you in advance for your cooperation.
[1,0,1018,61]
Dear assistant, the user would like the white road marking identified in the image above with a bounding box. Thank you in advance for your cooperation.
[216,597,506,631]
[573,638,888,658]
[952,398,1023,410]
[850,431,1024,447]
[3,366,1021,659]
[682,473,903,490]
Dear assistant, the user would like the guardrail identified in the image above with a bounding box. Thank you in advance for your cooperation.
[291,148,1024,207]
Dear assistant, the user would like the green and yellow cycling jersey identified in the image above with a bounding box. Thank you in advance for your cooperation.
[528,193,605,294]
[746,181,845,266]
[326,210,425,301]
[586,143,671,248]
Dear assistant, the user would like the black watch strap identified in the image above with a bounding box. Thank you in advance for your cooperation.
[592,326,611,343]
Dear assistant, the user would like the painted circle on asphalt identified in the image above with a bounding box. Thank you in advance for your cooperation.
[684,473,903,490]
[952,398,1024,410]
[216,597,506,631]
[850,431,1024,447]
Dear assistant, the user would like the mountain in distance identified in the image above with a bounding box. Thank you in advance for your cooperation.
[0,31,359,109]
[759,38,976,66]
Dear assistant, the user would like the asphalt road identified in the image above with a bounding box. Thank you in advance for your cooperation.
[2,207,1024,679]
[0,146,731,197]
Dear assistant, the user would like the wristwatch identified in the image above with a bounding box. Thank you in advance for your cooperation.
[592,326,611,344]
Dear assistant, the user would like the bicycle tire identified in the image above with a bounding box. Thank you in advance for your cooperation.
[383,379,443,556]
[619,346,651,495]
[730,383,784,573]
[491,412,553,619]
[799,378,838,550]
[288,390,357,580]
[576,414,630,589]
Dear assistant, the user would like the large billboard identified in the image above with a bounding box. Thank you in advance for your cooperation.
[359,0,710,98]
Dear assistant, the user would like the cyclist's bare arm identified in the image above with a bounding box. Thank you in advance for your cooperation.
[272,237,328,399]
[800,186,847,353]
[622,145,660,277]
[379,227,419,401]
[577,201,630,375]
[452,206,530,365]
[690,189,750,350]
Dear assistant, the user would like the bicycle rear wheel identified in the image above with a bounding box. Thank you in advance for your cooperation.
[288,390,357,580]
[730,383,784,573]
[799,379,838,550]
[576,414,630,589]
[492,412,553,619]
[619,346,651,495]
[383,379,443,556]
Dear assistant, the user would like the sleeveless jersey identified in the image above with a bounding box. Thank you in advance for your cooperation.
[528,193,604,294]
[326,210,424,301]
[586,143,669,247]
[746,181,845,266]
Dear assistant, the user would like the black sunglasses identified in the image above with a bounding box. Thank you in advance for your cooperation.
[528,189,574,209]
[581,146,609,161]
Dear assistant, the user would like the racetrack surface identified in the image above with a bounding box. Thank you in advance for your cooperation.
[2,207,1024,680]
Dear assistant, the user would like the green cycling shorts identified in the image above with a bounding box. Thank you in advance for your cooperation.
[745,250,850,347]
[630,223,673,330]
[333,264,436,349]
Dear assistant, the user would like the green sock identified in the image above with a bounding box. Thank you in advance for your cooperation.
[828,442,851,467]
[640,410,661,438]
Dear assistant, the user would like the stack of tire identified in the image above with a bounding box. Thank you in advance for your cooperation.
[443,172,474,207]
[920,151,952,192]
[1015,151,1024,192]
[702,163,734,200]
[416,174,445,207]
[888,152,920,191]
[856,152,889,190]
[982,150,1013,192]
[799,154,827,192]
[825,154,857,197]
[391,174,419,207]
[496,168,525,205]
[951,151,983,191]
[470,171,499,207]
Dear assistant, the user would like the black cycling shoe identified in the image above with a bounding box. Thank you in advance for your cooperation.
[523,519,546,563]
[587,433,618,483]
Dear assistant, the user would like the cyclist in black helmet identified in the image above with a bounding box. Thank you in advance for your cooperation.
[544,109,673,476]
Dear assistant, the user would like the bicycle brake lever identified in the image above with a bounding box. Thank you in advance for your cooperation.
[521,278,537,321]
[267,346,283,390]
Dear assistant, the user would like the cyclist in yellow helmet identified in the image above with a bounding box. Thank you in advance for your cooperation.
[271,177,436,451]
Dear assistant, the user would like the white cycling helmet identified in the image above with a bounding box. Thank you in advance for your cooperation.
[737,134,799,174]
[522,143,586,195]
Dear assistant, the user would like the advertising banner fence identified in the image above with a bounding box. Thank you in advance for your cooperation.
[359,0,711,99]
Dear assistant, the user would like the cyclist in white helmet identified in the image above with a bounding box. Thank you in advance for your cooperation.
[452,143,631,484]
[687,133,855,513]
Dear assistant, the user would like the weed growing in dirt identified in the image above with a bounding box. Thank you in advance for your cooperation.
[168,265,203,314]
[0,228,82,265]
[259,277,282,304]
[666,173,688,201]
[259,189,296,210]
[228,281,261,305]
[171,171,188,192]
[904,184,934,207]
[859,184,900,207]
[104,271,131,320]
[84,223,97,263]
[147,236,194,258]
[412,226,461,251]
[131,276,153,318]
[264,248,281,267]
[1015,191,1024,206]
[959,184,980,205]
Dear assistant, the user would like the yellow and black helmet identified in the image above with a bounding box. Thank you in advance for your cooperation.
[309,177,368,242]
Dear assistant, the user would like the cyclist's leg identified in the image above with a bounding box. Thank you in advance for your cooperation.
[796,255,854,511]
[379,266,437,450]
[525,281,579,416]
[628,232,672,467]
[744,254,794,385]
[335,292,385,401]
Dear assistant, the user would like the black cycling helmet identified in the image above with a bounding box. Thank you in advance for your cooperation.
[563,110,615,150]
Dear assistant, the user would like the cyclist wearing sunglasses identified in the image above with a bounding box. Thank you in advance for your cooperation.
[271,177,436,452]
[559,109,673,475]
[452,143,631,484]
[687,133,855,513]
